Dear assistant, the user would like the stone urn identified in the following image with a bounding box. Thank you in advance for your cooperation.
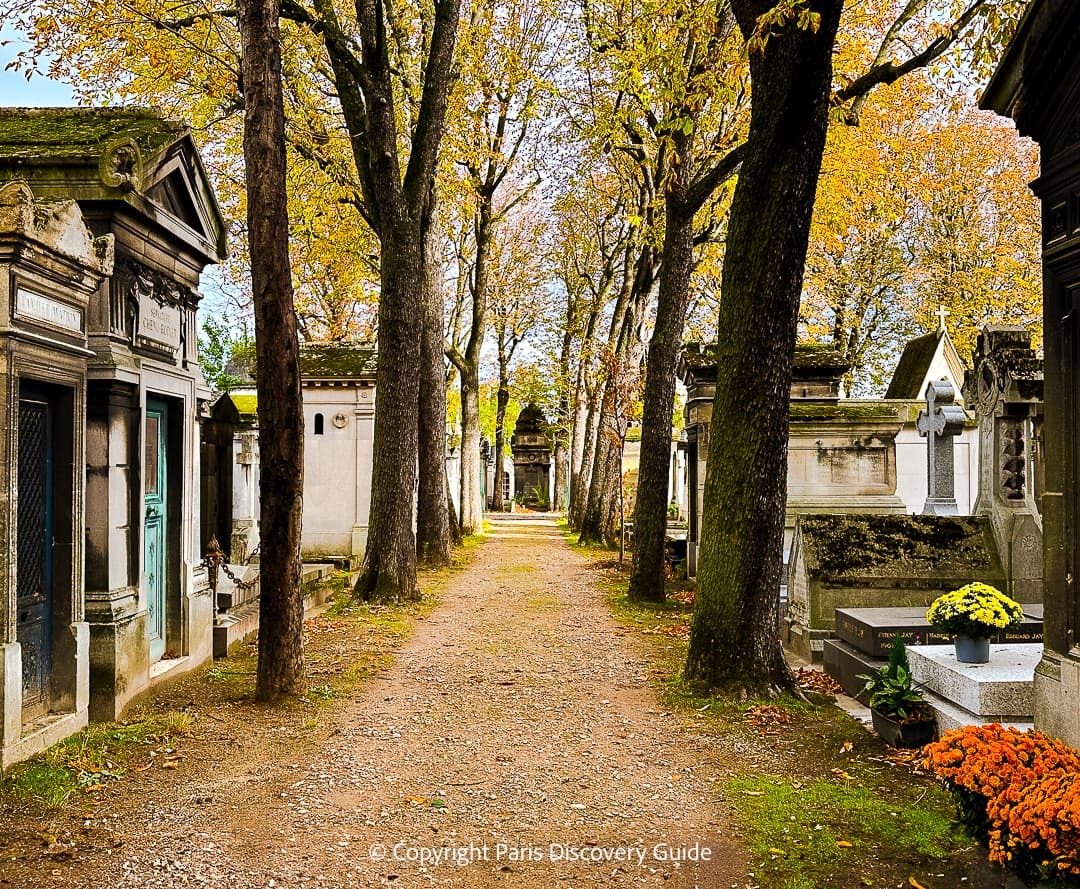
[954,635,990,664]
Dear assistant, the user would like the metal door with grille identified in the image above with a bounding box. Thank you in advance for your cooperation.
[17,393,53,713]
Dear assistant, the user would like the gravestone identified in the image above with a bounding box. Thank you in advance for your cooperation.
[917,379,966,515]
[824,604,1043,702]
[785,513,1004,661]
[964,325,1044,601]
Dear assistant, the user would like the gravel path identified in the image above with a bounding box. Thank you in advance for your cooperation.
[9,514,747,888]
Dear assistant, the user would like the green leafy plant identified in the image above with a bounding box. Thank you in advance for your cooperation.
[926,582,1024,638]
[531,482,549,508]
[859,637,931,722]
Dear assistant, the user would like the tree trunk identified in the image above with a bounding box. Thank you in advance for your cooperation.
[416,210,452,566]
[578,416,623,546]
[568,308,599,525]
[355,227,424,603]
[446,473,463,544]
[457,206,492,533]
[569,394,600,528]
[238,0,305,701]
[628,192,695,602]
[458,372,483,530]
[685,0,844,693]
[492,379,510,509]
[553,428,569,512]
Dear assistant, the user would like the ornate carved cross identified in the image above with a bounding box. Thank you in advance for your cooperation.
[917,379,967,515]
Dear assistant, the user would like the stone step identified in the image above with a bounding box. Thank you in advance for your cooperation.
[919,685,1034,735]
[822,638,880,703]
[908,643,1040,720]
[835,605,1043,659]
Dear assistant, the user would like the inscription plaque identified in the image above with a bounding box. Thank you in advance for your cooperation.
[137,298,182,353]
[15,287,82,333]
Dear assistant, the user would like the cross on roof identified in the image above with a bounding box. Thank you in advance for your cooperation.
[937,305,951,332]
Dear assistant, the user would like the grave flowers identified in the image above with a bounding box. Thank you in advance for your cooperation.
[925,725,1080,886]
[926,582,1024,663]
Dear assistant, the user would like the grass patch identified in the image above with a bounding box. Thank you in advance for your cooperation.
[0,711,193,808]
[727,774,968,889]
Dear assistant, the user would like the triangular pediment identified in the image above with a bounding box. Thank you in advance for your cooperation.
[0,108,227,263]
[141,136,228,261]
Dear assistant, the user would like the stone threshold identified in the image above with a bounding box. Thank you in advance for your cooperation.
[149,655,191,684]
[4,709,88,769]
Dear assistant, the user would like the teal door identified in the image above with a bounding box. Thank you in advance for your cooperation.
[144,399,168,661]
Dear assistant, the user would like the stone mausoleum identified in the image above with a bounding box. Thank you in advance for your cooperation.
[0,181,113,766]
[984,0,1080,748]
[209,342,378,565]
[0,108,227,728]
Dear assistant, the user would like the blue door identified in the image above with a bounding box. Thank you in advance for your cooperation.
[144,399,168,661]
[17,391,53,713]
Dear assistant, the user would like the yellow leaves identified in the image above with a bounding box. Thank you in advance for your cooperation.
[908,878,930,889]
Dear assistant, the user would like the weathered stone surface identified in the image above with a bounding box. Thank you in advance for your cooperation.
[785,514,1004,661]
[908,643,1040,718]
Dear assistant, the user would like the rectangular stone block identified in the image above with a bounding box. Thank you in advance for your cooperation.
[908,643,1040,719]
[822,638,879,703]
[835,606,1043,658]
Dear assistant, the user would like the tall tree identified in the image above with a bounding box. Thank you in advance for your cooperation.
[445,0,555,531]
[417,205,454,565]
[489,207,549,506]
[685,0,1025,692]
[281,0,464,602]
[801,76,1041,394]
[237,0,306,700]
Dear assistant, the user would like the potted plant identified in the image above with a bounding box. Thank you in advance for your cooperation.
[925,582,1024,664]
[859,637,936,748]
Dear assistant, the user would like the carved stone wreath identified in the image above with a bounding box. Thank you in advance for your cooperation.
[99,137,143,193]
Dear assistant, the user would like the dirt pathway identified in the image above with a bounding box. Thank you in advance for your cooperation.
[6,515,747,888]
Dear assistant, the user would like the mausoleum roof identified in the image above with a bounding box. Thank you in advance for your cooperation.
[679,341,849,387]
[0,106,227,263]
[885,332,940,399]
[0,107,187,161]
[297,342,378,379]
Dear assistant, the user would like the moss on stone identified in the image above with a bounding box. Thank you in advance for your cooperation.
[789,403,902,422]
[0,107,187,161]
[799,514,999,582]
[885,332,941,399]
[230,394,258,422]
[296,342,377,378]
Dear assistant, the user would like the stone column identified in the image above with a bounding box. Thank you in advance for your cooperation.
[965,325,1044,601]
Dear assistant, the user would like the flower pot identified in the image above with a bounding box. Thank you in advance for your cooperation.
[954,635,990,664]
[871,708,936,748]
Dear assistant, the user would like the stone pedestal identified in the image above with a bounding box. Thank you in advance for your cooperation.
[908,643,1040,733]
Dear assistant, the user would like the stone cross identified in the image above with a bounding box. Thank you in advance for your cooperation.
[937,305,951,332]
[917,379,967,515]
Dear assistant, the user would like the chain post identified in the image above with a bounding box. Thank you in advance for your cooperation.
[205,534,224,611]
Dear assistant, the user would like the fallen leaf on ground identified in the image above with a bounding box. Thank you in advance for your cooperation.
[836,840,853,848]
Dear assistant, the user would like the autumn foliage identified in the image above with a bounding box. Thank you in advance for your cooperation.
[925,725,1080,885]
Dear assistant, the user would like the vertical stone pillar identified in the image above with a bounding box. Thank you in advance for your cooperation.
[966,325,1044,601]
